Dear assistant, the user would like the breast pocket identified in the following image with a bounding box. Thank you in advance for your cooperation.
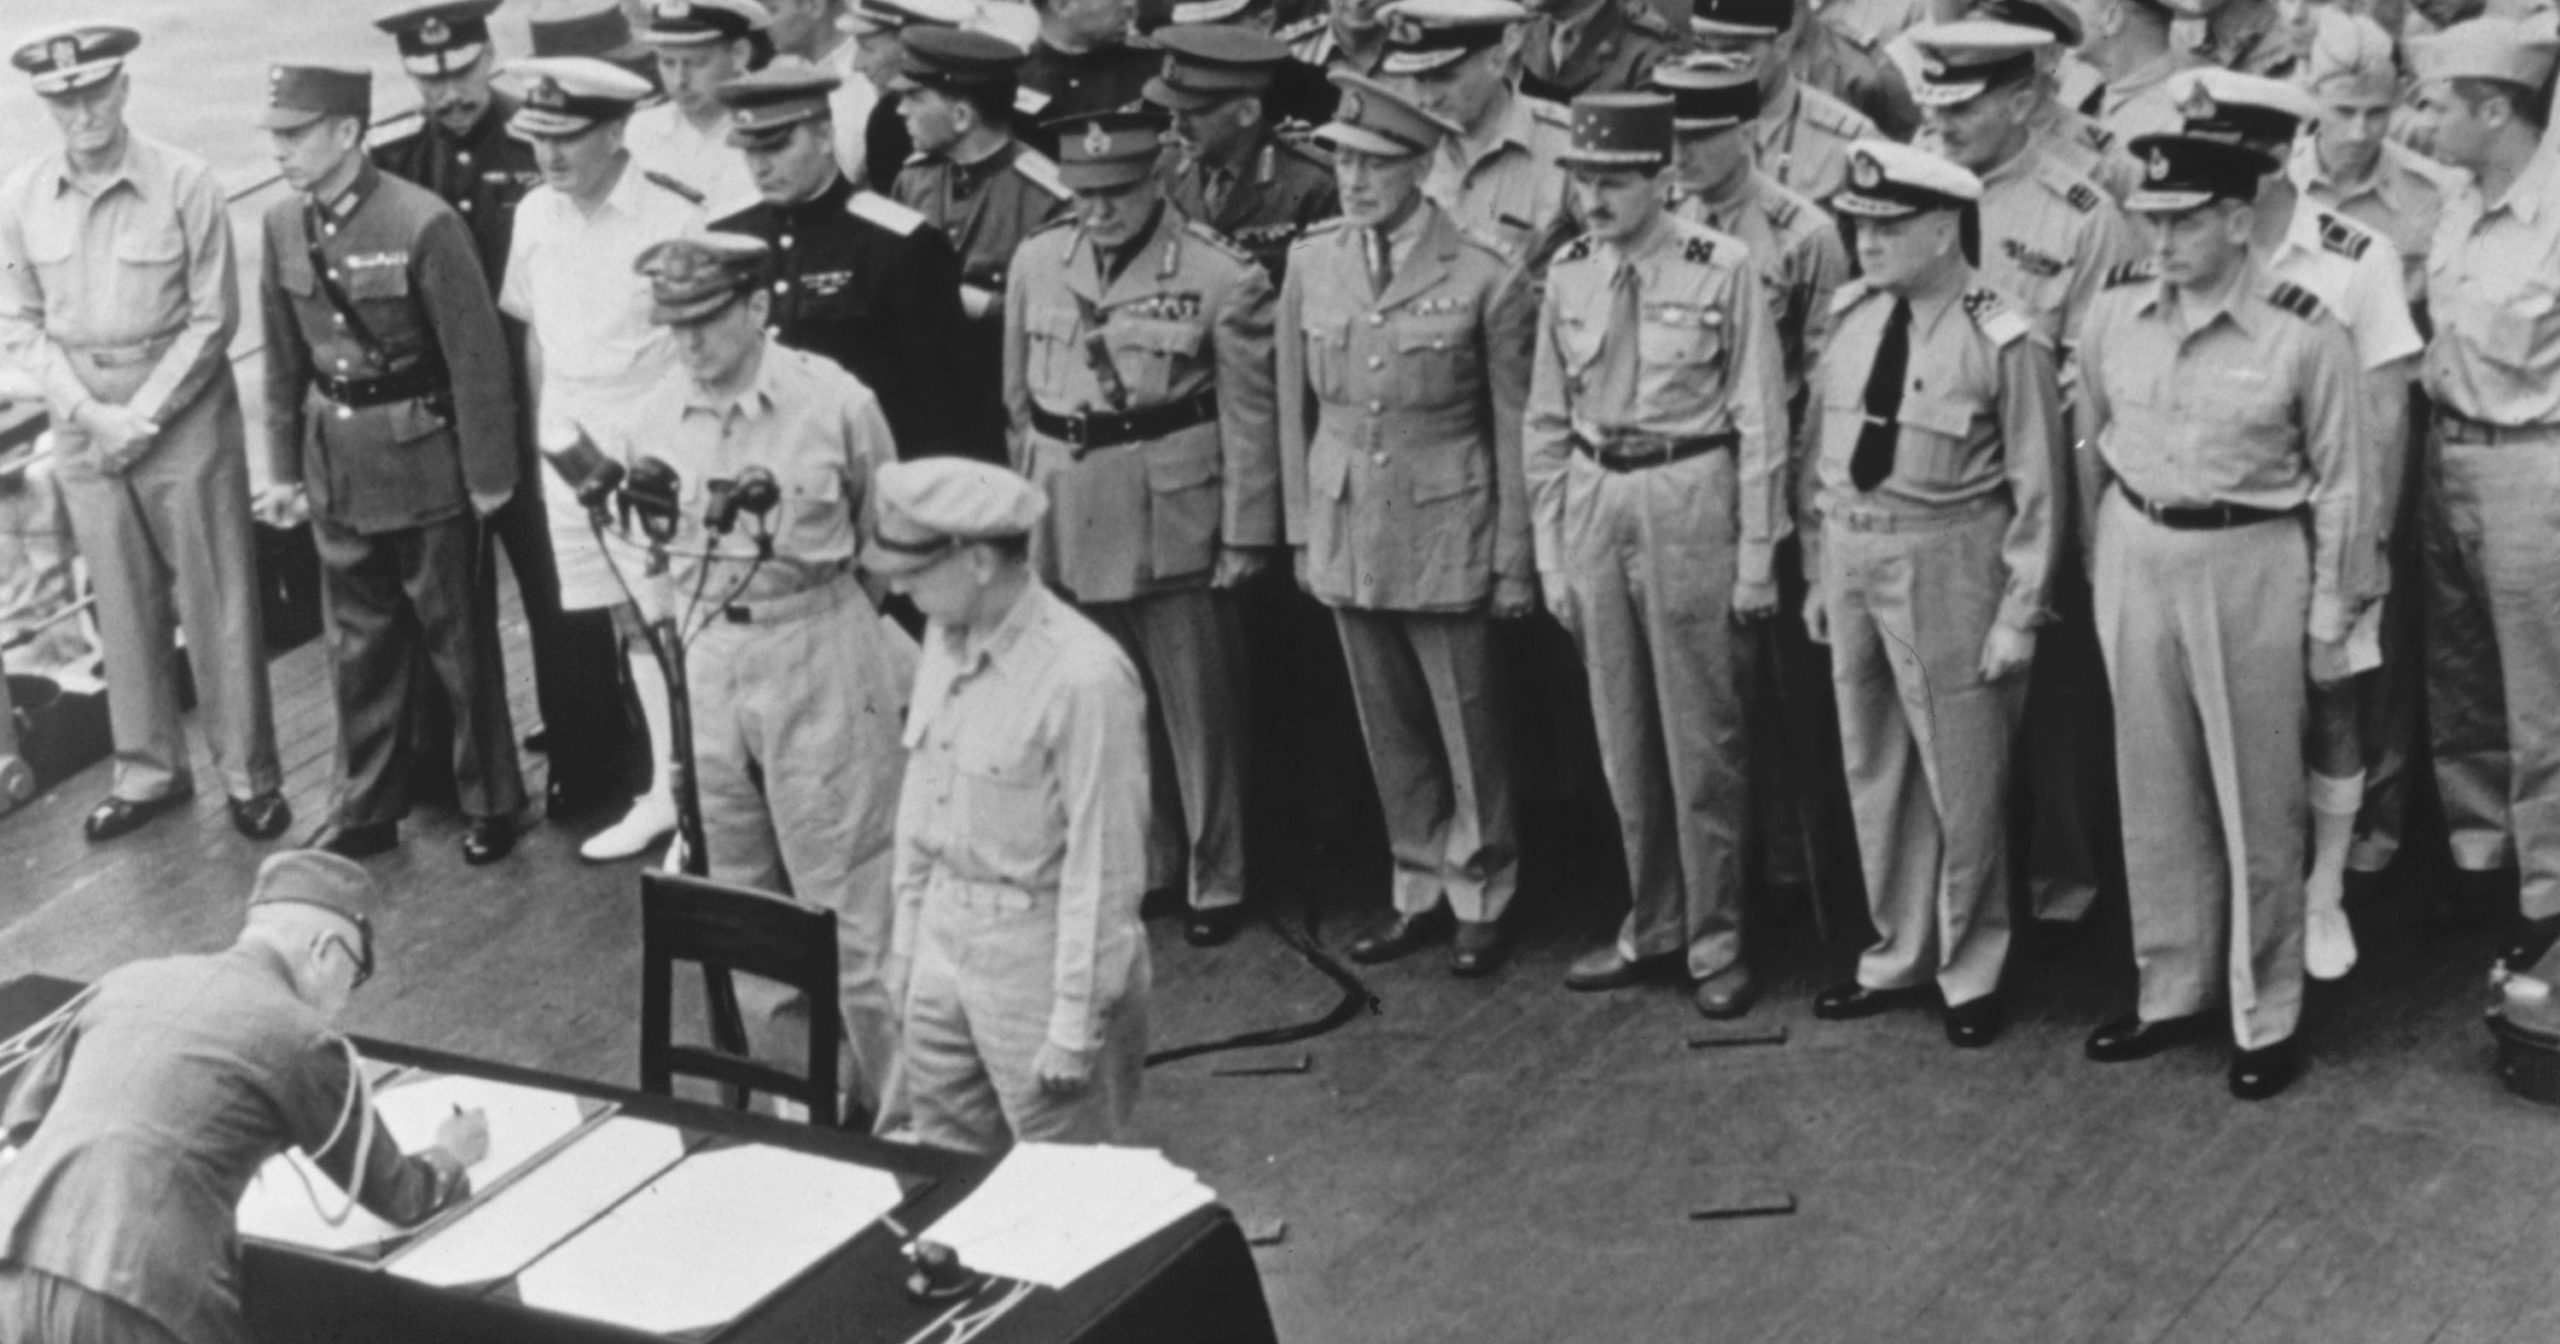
[1890,391,1982,486]
[2482,288,2557,370]
[1302,313,1351,401]
[1021,305,1085,403]
[1392,317,1477,406]
[1108,317,1206,403]
[112,221,185,277]
[955,734,1054,869]
[1637,305,1727,369]
[341,262,419,349]
[19,211,77,293]
[780,466,851,549]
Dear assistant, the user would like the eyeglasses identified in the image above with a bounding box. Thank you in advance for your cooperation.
[323,932,374,990]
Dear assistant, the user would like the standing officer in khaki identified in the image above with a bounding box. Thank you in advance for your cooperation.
[1377,0,1575,265]
[1528,93,1789,1017]
[1686,0,1881,204]
[2404,20,2560,986]
[1278,74,1534,975]
[1518,0,1685,101]
[253,65,528,866]
[2077,133,2364,1101]
[874,458,1150,1155]
[1803,141,2061,1047]
[606,234,917,1124]
[0,25,288,846]
[1146,25,1342,281]
[1004,108,1278,946]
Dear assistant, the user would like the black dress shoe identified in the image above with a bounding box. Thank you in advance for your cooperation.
[1347,909,1448,965]
[1943,994,2006,1049]
[228,792,293,842]
[1812,980,1933,1021]
[1184,905,1246,948]
[461,815,518,866]
[1448,920,1505,978]
[2228,1039,2299,1101]
[309,820,399,859]
[83,786,194,843]
[2085,1012,2214,1063]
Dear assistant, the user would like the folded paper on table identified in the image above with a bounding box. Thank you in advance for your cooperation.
[385,1116,692,1288]
[923,1144,1217,1289]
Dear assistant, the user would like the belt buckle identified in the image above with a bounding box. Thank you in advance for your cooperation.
[1062,411,1095,447]
[723,605,752,624]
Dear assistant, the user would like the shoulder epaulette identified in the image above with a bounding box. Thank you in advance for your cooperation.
[1015,86,1054,117]
[2268,281,2324,320]
[2065,180,2102,214]
[2316,211,2374,261]
[903,150,932,167]
[1013,147,1071,201]
[642,168,705,205]
[1029,212,1080,240]
[1275,13,1326,40]
[1961,285,2030,346]
[2103,260,2155,288]
[1682,234,1718,266]
[1184,216,1257,264]
[1828,276,1877,316]
[847,191,926,236]
[2035,162,2099,212]
[1294,217,1348,247]
[1454,224,1510,259]
[1528,97,1571,126]
[1801,87,1870,136]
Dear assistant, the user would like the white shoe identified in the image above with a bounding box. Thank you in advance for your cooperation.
[2305,906,2358,981]
[580,793,676,863]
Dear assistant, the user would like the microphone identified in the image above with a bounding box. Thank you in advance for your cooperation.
[541,434,628,520]
[623,456,682,544]
[703,466,780,537]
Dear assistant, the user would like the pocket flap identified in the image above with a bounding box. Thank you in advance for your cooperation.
[1898,392,1974,438]
[1143,437,1219,493]
[1025,305,1081,340]
[113,226,185,264]
[343,262,410,300]
[1116,318,1205,358]
[1393,320,1470,354]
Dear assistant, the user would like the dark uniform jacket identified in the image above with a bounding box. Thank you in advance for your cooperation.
[0,949,467,1344]
[1520,0,1685,102]
[894,139,1074,299]
[1160,130,1341,282]
[1019,36,1160,125]
[713,173,982,459]
[260,162,519,534]
[371,95,542,291]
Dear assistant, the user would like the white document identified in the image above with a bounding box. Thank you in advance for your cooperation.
[514,1144,906,1333]
[922,1144,1217,1289]
[386,1116,690,1288]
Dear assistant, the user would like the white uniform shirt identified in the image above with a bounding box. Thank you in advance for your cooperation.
[624,101,760,217]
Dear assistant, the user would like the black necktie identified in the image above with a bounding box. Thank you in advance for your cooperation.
[1850,298,1911,493]
[1366,227,1395,296]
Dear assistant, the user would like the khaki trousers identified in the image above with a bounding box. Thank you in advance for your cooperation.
[1085,589,1248,912]
[1559,449,1756,980]
[1823,501,2022,1005]
[1334,606,1519,922]
[691,581,914,1121]
[2093,489,2308,1050]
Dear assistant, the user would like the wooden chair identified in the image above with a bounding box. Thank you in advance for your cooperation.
[639,871,843,1127]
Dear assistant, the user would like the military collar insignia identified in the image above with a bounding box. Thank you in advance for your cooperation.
[2147,148,2169,181]
[1083,120,1112,157]
[528,76,566,108]
[1850,152,1881,190]
[1340,89,1364,121]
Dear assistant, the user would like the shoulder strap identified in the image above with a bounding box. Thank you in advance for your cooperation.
[301,202,391,364]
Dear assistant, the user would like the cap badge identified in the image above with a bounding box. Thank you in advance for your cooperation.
[48,37,78,70]
[1920,56,1947,80]
[419,16,452,46]
[1083,120,1113,156]
[1850,152,1881,189]
[1386,13,1424,45]
[656,0,693,18]
[529,75,566,108]
[1340,89,1364,121]
[2178,89,2214,120]
[2147,147,2169,180]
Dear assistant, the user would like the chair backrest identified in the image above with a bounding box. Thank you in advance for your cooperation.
[638,870,842,1126]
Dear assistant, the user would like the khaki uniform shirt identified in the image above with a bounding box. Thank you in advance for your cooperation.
[624,101,759,215]
[1004,208,1280,602]
[1754,78,1878,206]
[1973,141,2138,356]
[1806,275,2064,632]
[1160,130,1342,282]
[2424,148,2560,429]
[1425,90,1575,264]
[0,134,238,464]
[1521,0,1685,100]
[1524,212,1791,599]
[891,580,1150,1054]
[1669,169,1851,409]
[1277,205,1536,612]
[1813,0,1927,50]
[2077,267,2367,640]
[2292,136,2450,309]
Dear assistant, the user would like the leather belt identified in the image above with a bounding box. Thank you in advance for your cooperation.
[314,361,445,411]
[1031,390,1218,456]
[2115,481,2298,530]
[2436,408,2560,447]
[1827,493,2007,534]
[61,332,178,370]
[718,571,857,626]
[1569,431,1737,472]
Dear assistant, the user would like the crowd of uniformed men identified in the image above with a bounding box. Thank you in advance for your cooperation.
[2,0,2558,1159]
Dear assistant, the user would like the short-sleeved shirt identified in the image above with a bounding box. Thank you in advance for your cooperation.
[2293,137,2449,309]
[1972,141,2137,354]
[501,155,703,450]
[1425,91,1574,264]
[2423,148,2560,429]
[1753,78,1878,206]
[624,101,760,215]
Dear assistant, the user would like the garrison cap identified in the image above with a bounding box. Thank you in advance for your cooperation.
[638,233,777,323]
[2169,66,2320,148]
[645,0,773,45]
[1652,57,1761,130]
[1687,0,1792,40]
[1908,20,2051,106]
[12,24,141,98]
[1048,107,1170,189]
[529,0,653,63]
[842,0,975,34]
[863,458,1048,576]
[375,0,502,77]
[503,57,654,137]
[888,26,1026,92]
[2408,16,2560,90]
[1169,0,1276,26]
[2305,7,2397,102]
[2123,132,2272,213]
[717,61,842,145]
[1377,0,1531,75]
[1144,25,1286,110]
[261,64,372,130]
[1317,70,1460,155]
[1970,0,2082,47]
[1831,138,1982,218]
[1559,92,1674,170]
[248,850,380,945]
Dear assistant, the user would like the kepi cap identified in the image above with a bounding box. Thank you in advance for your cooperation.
[1687,0,1792,40]
[1559,91,1673,170]
[1144,25,1285,110]
[375,0,501,77]
[1831,138,1982,218]
[888,26,1025,92]
[862,458,1048,576]
[1317,70,1460,155]
[2123,132,2273,213]
[645,0,773,45]
[1048,107,1169,189]
[1377,0,1530,75]
[1909,20,2051,106]
[2408,16,2560,90]
[717,60,842,145]
[11,24,141,98]
[502,57,654,137]
[248,850,380,975]
[2169,66,2319,148]
[261,64,373,130]
[1651,56,1761,130]
[2304,7,2397,102]
[639,233,777,323]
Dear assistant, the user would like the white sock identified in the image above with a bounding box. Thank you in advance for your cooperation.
[2305,770,2362,980]
[628,646,677,807]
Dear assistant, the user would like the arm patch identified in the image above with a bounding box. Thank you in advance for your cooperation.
[2102,260,2156,288]
[1961,286,2029,347]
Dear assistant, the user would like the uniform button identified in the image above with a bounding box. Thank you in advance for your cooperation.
[459,151,473,165]
[1367,356,1383,370]
[461,201,473,212]
[780,235,793,249]
[335,358,348,370]
[334,405,352,420]
[1367,399,1382,412]
[1372,451,1385,465]
[1368,312,1384,326]
[333,314,347,326]
[773,280,788,293]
